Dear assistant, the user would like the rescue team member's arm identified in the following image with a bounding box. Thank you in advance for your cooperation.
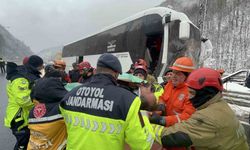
[155,113,216,148]
[124,97,155,150]
[11,78,34,109]
[164,97,195,127]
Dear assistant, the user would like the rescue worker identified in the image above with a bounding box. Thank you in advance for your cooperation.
[69,62,81,82]
[154,68,249,150]
[5,55,44,150]
[149,57,196,125]
[134,58,157,84]
[160,69,173,87]
[133,65,163,105]
[78,61,94,83]
[149,56,196,150]
[53,59,71,83]
[28,66,68,150]
[60,53,154,150]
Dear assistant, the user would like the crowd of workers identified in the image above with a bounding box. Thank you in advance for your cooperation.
[3,54,249,150]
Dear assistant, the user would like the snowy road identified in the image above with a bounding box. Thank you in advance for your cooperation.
[0,74,15,149]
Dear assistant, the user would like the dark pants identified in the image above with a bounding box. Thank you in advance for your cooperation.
[11,126,30,150]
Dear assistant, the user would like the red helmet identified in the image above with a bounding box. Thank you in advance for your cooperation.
[134,65,147,73]
[134,59,147,68]
[78,61,92,70]
[186,68,223,91]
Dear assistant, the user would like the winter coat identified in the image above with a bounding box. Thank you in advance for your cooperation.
[157,93,249,150]
[28,77,68,150]
[5,63,41,130]
[60,73,154,150]
[159,81,196,126]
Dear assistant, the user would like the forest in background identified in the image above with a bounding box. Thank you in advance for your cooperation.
[161,0,250,73]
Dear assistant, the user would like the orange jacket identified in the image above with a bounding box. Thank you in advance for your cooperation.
[159,81,195,127]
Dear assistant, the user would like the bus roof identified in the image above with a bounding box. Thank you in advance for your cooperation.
[63,7,197,48]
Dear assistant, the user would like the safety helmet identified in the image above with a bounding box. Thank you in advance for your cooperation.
[78,61,92,71]
[186,68,223,91]
[134,65,147,73]
[169,57,195,73]
[134,59,147,68]
[133,65,147,79]
[53,59,66,70]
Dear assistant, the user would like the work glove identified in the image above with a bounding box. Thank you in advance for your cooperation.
[151,103,166,116]
[149,112,166,126]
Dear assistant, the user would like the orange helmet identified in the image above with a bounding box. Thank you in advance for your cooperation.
[53,59,66,70]
[78,61,92,70]
[169,57,195,73]
[134,59,147,68]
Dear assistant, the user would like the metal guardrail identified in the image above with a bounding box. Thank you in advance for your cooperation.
[223,90,250,107]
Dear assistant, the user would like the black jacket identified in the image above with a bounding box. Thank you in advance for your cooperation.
[60,73,136,120]
[33,77,68,103]
[69,70,81,82]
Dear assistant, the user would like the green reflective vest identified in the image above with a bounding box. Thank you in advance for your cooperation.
[60,97,155,150]
[5,78,34,130]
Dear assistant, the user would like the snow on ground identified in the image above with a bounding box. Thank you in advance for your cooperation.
[223,82,250,123]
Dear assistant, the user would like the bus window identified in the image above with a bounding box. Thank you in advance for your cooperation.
[168,20,201,67]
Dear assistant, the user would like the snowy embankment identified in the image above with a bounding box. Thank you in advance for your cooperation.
[223,82,250,124]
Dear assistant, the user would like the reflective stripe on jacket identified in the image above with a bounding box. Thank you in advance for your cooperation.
[5,78,34,130]
[161,93,249,150]
[160,81,195,126]
[60,74,154,150]
[28,103,67,150]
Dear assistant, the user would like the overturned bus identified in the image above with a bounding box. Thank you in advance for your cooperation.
[62,7,201,78]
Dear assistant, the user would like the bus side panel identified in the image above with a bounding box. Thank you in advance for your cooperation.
[126,17,147,63]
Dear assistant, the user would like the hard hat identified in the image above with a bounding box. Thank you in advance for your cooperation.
[133,65,147,78]
[53,60,66,69]
[169,57,195,73]
[78,61,92,70]
[134,59,147,68]
[134,65,147,73]
[186,68,223,91]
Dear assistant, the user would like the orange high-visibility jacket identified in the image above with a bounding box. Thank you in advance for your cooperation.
[159,81,195,127]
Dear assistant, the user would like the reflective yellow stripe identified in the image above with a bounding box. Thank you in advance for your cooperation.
[173,63,195,70]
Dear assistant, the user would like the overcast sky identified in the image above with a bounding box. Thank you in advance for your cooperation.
[0,0,164,53]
